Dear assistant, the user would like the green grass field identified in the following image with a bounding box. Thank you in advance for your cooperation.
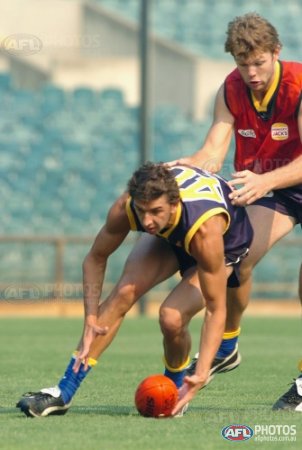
[0,316,301,450]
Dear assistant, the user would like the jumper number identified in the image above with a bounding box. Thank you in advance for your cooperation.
[173,166,226,206]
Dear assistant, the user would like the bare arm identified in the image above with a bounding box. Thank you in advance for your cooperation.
[83,193,131,318]
[74,193,131,371]
[172,213,228,414]
[189,214,228,381]
[229,101,302,205]
[168,85,234,172]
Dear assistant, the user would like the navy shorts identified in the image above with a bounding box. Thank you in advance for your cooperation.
[171,244,250,288]
[254,187,302,226]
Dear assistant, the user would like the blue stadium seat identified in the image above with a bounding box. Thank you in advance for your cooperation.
[40,84,67,114]
[96,88,125,109]
[0,67,300,297]
[0,72,12,91]
[72,87,96,109]
[95,0,302,60]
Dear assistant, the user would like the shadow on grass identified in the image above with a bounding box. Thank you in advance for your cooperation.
[9,404,204,418]
[8,404,138,418]
[0,407,18,415]
[67,405,216,416]
[5,403,279,418]
[70,405,137,416]
[49,404,271,416]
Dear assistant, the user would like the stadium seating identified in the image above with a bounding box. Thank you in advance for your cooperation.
[95,0,302,60]
[0,73,207,285]
[1,0,302,298]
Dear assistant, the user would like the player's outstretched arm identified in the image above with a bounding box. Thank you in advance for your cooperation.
[172,214,229,415]
[74,193,131,372]
[166,85,234,172]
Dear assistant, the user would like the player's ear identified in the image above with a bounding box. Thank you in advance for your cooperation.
[170,203,178,214]
[273,46,281,61]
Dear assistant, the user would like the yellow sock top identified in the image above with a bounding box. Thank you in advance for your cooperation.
[72,351,98,367]
[163,355,190,372]
[222,327,241,340]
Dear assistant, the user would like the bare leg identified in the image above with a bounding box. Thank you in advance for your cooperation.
[159,268,204,368]
[86,234,179,360]
[225,205,296,331]
[16,235,181,417]
[160,266,234,369]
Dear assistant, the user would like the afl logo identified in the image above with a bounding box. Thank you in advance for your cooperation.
[271,123,288,141]
[221,424,254,441]
[2,34,43,56]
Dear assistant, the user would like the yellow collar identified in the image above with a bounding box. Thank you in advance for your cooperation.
[251,61,280,112]
[158,202,182,238]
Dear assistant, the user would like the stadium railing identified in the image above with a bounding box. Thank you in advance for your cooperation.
[0,235,301,317]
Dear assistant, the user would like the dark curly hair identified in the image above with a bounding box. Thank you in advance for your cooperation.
[127,162,180,204]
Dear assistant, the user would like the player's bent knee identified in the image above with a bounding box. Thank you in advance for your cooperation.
[158,306,183,336]
[238,262,253,284]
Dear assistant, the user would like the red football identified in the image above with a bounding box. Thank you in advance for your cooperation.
[135,374,178,417]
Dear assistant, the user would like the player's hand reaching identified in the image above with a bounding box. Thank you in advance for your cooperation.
[228,170,272,206]
[165,156,196,167]
[73,316,108,373]
[165,152,212,168]
[171,374,205,416]
[166,155,222,173]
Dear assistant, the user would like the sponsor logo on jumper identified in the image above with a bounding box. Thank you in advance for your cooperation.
[238,129,256,138]
[271,123,288,141]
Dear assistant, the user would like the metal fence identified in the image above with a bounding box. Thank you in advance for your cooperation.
[0,234,301,309]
